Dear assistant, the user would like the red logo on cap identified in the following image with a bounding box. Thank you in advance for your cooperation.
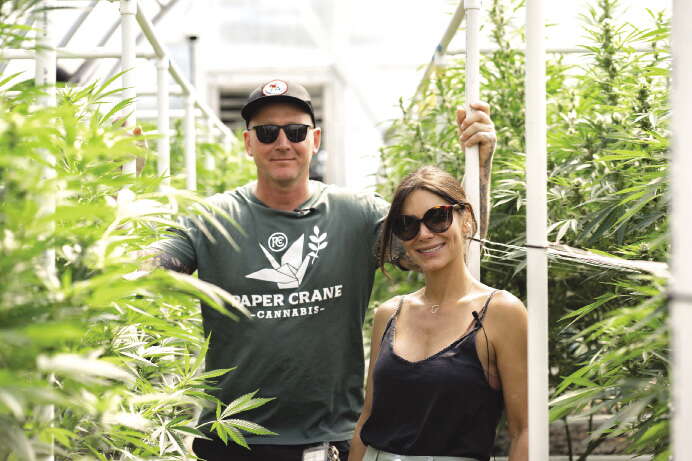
[262,80,288,96]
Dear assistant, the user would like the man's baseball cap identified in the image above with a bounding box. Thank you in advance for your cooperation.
[241,79,316,127]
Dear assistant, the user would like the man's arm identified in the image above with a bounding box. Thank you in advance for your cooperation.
[457,101,497,240]
[147,251,196,274]
[140,229,197,275]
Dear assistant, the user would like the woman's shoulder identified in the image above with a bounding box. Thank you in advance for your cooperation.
[485,289,527,323]
[374,295,405,322]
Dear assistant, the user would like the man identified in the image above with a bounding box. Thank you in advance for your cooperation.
[154,79,496,461]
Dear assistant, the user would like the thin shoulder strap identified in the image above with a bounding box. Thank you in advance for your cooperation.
[379,296,405,345]
[477,289,501,323]
[394,295,405,317]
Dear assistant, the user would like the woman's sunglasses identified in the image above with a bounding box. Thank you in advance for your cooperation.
[392,203,465,241]
[250,124,312,144]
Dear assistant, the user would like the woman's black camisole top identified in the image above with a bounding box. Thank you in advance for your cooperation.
[360,291,504,461]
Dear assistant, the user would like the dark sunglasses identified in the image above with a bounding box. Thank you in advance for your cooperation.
[392,203,465,241]
[250,124,312,144]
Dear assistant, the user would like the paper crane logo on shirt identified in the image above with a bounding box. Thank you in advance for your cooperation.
[245,226,328,289]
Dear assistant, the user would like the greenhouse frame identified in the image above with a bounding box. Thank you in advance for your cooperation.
[0,0,687,459]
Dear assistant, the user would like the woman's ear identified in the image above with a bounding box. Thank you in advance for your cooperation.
[461,214,474,239]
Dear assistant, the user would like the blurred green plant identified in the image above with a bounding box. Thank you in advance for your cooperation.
[0,70,267,461]
[0,0,41,49]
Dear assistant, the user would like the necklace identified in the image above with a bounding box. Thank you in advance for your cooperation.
[430,304,440,314]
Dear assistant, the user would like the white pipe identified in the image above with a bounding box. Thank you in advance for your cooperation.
[58,0,98,47]
[0,14,34,73]
[407,1,467,113]
[61,48,156,59]
[0,48,156,59]
[672,0,692,457]
[120,0,137,176]
[35,4,57,461]
[137,88,185,97]
[446,46,654,55]
[156,56,170,187]
[204,117,216,171]
[105,0,183,81]
[0,49,35,59]
[68,17,121,83]
[135,3,232,140]
[463,0,481,280]
[169,61,230,137]
[35,2,57,276]
[184,93,197,190]
[526,0,549,459]
[137,108,202,119]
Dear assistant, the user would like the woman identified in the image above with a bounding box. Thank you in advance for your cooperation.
[349,166,528,461]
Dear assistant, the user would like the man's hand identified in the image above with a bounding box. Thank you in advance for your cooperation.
[456,101,497,240]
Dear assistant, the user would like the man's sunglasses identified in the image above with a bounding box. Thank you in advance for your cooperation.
[392,203,465,241]
[250,124,312,144]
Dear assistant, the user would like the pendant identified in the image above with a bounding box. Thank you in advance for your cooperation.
[431,304,440,314]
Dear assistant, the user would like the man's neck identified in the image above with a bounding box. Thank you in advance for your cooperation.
[254,179,312,212]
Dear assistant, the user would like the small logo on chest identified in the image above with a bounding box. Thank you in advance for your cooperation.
[268,232,288,252]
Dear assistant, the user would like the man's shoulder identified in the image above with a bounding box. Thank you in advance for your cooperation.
[201,183,254,209]
[315,181,388,209]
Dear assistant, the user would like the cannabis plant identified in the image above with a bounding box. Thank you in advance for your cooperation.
[0,69,268,460]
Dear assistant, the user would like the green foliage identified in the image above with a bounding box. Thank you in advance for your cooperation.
[0,72,266,460]
[156,119,255,194]
[550,277,669,460]
[374,0,670,457]
[0,0,41,49]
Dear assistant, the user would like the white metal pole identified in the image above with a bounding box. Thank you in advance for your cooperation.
[0,48,157,60]
[35,3,57,461]
[671,0,692,457]
[463,0,482,280]
[35,4,57,292]
[204,117,216,171]
[223,135,232,154]
[58,0,98,47]
[184,93,197,190]
[156,56,170,187]
[120,0,137,176]
[526,0,549,459]
[187,34,200,87]
[407,1,467,114]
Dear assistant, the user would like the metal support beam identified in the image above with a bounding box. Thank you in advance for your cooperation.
[204,117,216,171]
[35,4,57,272]
[120,0,137,176]
[184,93,197,190]
[156,56,170,186]
[105,0,182,80]
[526,0,549,459]
[58,0,98,47]
[69,18,121,82]
[0,13,34,74]
[135,4,232,140]
[446,46,654,55]
[406,1,467,115]
[0,48,157,59]
[671,0,692,457]
[35,3,57,461]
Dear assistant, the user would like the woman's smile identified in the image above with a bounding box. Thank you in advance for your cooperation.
[415,242,446,255]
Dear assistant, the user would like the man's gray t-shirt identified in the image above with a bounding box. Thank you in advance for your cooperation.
[156,181,389,444]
